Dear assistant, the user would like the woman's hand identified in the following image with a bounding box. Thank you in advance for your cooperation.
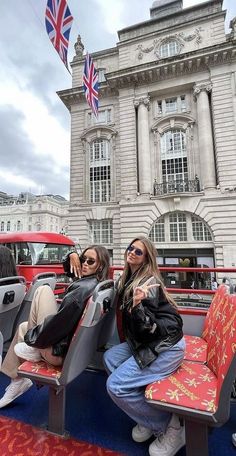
[69,252,82,278]
[133,278,159,308]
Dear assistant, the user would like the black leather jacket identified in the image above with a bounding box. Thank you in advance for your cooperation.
[120,278,183,369]
[24,275,98,357]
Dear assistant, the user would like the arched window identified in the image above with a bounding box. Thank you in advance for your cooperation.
[191,216,212,241]
[149,216,165,242]
[160,129,187,192]
[89,139,110,203]
[160,40,180,58]
[149,212,212,244]
[169,213,187,242]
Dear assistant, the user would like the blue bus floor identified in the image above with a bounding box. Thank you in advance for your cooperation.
[0,369,235,456]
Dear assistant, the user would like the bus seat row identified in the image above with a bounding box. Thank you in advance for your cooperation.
[17,280,116,436]
[0,273,57,351]
[0,276,27,343]
[145,285,236,456]
[183,284,229,363]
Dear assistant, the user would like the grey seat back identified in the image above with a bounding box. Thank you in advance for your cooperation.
[95,280,117,348]
[59,280,115,385]
[0,276,26,342]
[11,272,57,335]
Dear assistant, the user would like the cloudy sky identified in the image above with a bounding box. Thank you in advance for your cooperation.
[0,0,235,200]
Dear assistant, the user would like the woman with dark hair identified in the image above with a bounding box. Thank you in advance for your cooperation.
[0,244,110,408]
[0,245,17,279]
[104,237,185,456]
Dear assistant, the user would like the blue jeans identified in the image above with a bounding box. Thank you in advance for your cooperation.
[103,338,185,434]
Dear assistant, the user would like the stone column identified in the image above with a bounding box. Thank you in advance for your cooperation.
[134,96,151,194]
[193,82,216,189]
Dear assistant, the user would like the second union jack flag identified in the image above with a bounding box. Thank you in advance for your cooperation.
[45,0,73,69]
[83,53,99,116]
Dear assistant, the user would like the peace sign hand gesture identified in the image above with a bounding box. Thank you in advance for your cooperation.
[133,277,159,309]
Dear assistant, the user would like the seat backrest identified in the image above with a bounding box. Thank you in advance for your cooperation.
[25,272,57,301]
[0,276,26,342]
[206,291,236,421]
[59,280,115,385]
[201,284,228,341]
[94,280,116,348]
[11,272,57,333]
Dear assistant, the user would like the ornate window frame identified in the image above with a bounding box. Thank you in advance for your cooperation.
[157,36,183,59]
[81,125,117,203]
[148,211,213,244]
[151,114,195,187]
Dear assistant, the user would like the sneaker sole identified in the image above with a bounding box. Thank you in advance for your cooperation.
[132,431,153,443]
[149,438,185,456]
[0,380,33,408]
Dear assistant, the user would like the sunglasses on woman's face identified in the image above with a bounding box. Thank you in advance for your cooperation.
[127,245,144,257]
[80,256,96,266]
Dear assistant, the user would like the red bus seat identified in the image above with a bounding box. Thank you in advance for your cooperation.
[184,284,229,363]
[145,288,236,456]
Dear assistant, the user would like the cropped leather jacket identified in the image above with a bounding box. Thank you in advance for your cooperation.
[24,274,98,357]
[119,278,183,369]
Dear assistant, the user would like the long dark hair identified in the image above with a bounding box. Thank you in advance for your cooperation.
[0,246,18,279]
[81,245,110,281]
[119,237,177,308]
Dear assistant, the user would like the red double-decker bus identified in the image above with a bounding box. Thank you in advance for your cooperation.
[0,231,76,288]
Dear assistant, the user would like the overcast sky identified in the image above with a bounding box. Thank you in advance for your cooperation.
[0,0,235,200]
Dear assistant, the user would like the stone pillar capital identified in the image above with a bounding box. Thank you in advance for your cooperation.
[193,82,212,99]
[134,96,150,110]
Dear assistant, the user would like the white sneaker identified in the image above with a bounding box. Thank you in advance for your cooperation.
[14,342,41,362]
[149,416,185,456]
[232,433,236,447]
[0,378,33,408]
[132,423,153,442]
[0,331,3,369]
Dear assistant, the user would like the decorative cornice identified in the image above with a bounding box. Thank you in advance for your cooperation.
[105,43,236,89]
[57,84,119,110]
[58,42,236,108]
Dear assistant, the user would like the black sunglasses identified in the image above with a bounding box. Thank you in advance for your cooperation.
[80,256,96,266]
[127,245,144,257]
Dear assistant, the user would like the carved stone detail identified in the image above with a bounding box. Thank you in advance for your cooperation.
[74,35,84,58]
[230,17,236,40]
[133,96,150,110]
[136,28,203,60]
[193,82,212,99]
[179,28,203,45]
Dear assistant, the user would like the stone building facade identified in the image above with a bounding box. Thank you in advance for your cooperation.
[58,0,236,282]
[0,192,69,234]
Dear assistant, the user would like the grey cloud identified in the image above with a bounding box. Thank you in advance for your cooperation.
[0,105,69,197]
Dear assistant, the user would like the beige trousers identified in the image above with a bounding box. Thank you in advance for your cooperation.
[1,285,63,379]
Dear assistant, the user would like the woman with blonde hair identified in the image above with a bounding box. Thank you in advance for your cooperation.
[104,237,185,456]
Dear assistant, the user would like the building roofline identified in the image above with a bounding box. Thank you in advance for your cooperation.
[118,0,224,39]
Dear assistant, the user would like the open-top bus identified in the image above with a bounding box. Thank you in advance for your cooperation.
[0,260,235,456]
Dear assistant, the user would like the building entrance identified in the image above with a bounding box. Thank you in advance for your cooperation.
[157,248,215,289]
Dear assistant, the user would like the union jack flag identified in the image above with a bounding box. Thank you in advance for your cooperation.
[83,53,99,116]
[45,0,73,69]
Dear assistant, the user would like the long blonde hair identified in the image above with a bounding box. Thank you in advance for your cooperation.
[118,237,177,308]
